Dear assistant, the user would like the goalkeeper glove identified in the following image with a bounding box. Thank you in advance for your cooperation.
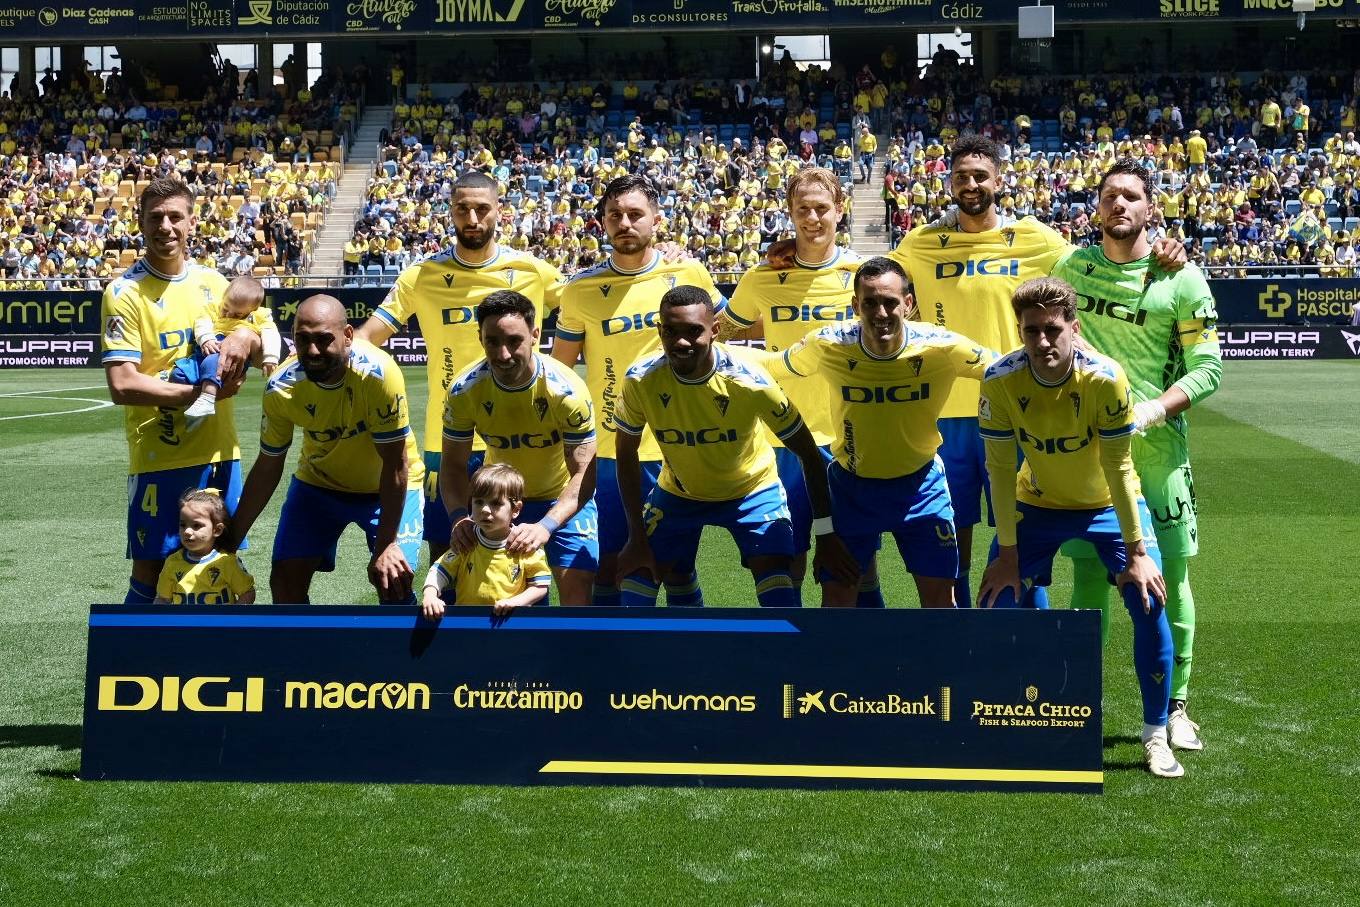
[1133,399,1167,432]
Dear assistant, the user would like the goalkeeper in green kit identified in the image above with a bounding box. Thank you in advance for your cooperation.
[1053,160,1222,752]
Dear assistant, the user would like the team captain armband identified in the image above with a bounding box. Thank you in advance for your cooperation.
[1175,318,1219,347]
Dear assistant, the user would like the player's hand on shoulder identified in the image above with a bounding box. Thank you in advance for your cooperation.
[505,520,551,555]
[449,516,477,554]
[764,238,796,270]
[813,533,860,587]
[1150,236,1188,271]
[655,240,691,263]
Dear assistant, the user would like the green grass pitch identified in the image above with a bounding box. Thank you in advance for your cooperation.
[1,362,1357,904]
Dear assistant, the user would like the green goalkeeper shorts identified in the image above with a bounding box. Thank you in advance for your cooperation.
[1061,428,1199,561]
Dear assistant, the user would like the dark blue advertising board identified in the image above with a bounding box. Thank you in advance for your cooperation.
[83,605,1104,793]
[5,0,1357,40]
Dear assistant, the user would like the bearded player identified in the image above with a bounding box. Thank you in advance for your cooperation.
[1052,160,1221,751]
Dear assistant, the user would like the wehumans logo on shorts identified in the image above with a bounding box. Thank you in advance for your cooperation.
[286,680,430,710]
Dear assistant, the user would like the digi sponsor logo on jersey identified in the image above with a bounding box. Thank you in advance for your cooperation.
[97,676,265,712]
[840,383,931,403]
[934,259,1020,280]
[441,306,477,325]
[654,427,738,446]
[1076,294,1150,326]
[285,680,430,710]
[610,690,757,712]
[769,304,853,323]
[971,684,1094,729]
[781,684,950,720]
[601,312,660,335]
[453,681,584,713]
[1016,425,1094,454]
[482,430,562,449]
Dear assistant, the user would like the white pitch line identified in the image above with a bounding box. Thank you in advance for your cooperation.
[0,395,115,421]
[0,384,109,398]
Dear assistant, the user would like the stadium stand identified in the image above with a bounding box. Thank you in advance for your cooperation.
[347,64,1360,279]
[0,59,363,288]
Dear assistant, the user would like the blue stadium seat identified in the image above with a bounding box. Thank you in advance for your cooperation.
[1328,217,1343,233]
[735,124,752,141]
[837,125,851,141]
[1285,199,1302,216]
[1345,216,1360,233]
[1325,201,1339,217]
[1201,237,1216,252]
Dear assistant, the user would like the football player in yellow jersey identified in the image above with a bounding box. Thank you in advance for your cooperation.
[614,286,857,607]
[552,175,725,606]
[722,168,870,599]
[355,171,565,561]
[441,291,598,605]
[768,258,995,607]
[101,177,261,606]
[976,278,1181,779]
[887,135,1185,608]
[225,296,424,605]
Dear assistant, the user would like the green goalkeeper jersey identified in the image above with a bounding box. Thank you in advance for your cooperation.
[1052,247,1222,427]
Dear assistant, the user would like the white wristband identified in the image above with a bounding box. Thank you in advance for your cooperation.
[812,516,835,537]
[1134,399,1168,431]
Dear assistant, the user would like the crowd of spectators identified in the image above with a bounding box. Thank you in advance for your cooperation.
[0,57,363,288]
[355,58,1360,278]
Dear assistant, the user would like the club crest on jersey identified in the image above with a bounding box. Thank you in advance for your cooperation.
[208,567,221,585]
[510,564,522,581]
[659,392,671,408]
[1018,396,1030,412]
[1001,227,1016,247]
[841,272,853,289]
[482,401,494,415]
[908,356,924,377]
[503,269,518,286]
[713,394,730,416]
[664,275,678,290]
[533,397,549,421]
[600,284,612,298]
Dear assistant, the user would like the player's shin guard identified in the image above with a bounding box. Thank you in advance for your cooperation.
[124,577,155,605]
[592,584,621,607]
[754,570,800,607]
[1028,585,1050,609]
[618,575,660,607]
[1163,556,1195,702]
[954,572,972,609]
[1070,555,1114,644]
[664,571,705,607]
[856,575,885,608]
[1122,584,1174,727]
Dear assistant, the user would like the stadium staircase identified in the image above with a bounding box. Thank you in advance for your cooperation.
[309,105,392,276]
[850,139,891,255]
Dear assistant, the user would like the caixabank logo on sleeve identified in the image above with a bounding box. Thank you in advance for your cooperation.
[970,684,1094,729]
[781,684,950,720]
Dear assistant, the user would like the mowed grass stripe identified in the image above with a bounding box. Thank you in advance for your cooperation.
[0,366,1357,903]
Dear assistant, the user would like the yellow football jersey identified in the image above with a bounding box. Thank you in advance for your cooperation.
[156,548,254,604]
[724,248,861,447]
[373,247,565,453]
[443,353,595,501]
[979,348,1141,545]
[773,322,995,478]
[260,338,425,494]
[100,259,238,474]
[430,529,551,605]
[615,344,803,502]
[890,216,1070,418]
[554,251,724,460]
